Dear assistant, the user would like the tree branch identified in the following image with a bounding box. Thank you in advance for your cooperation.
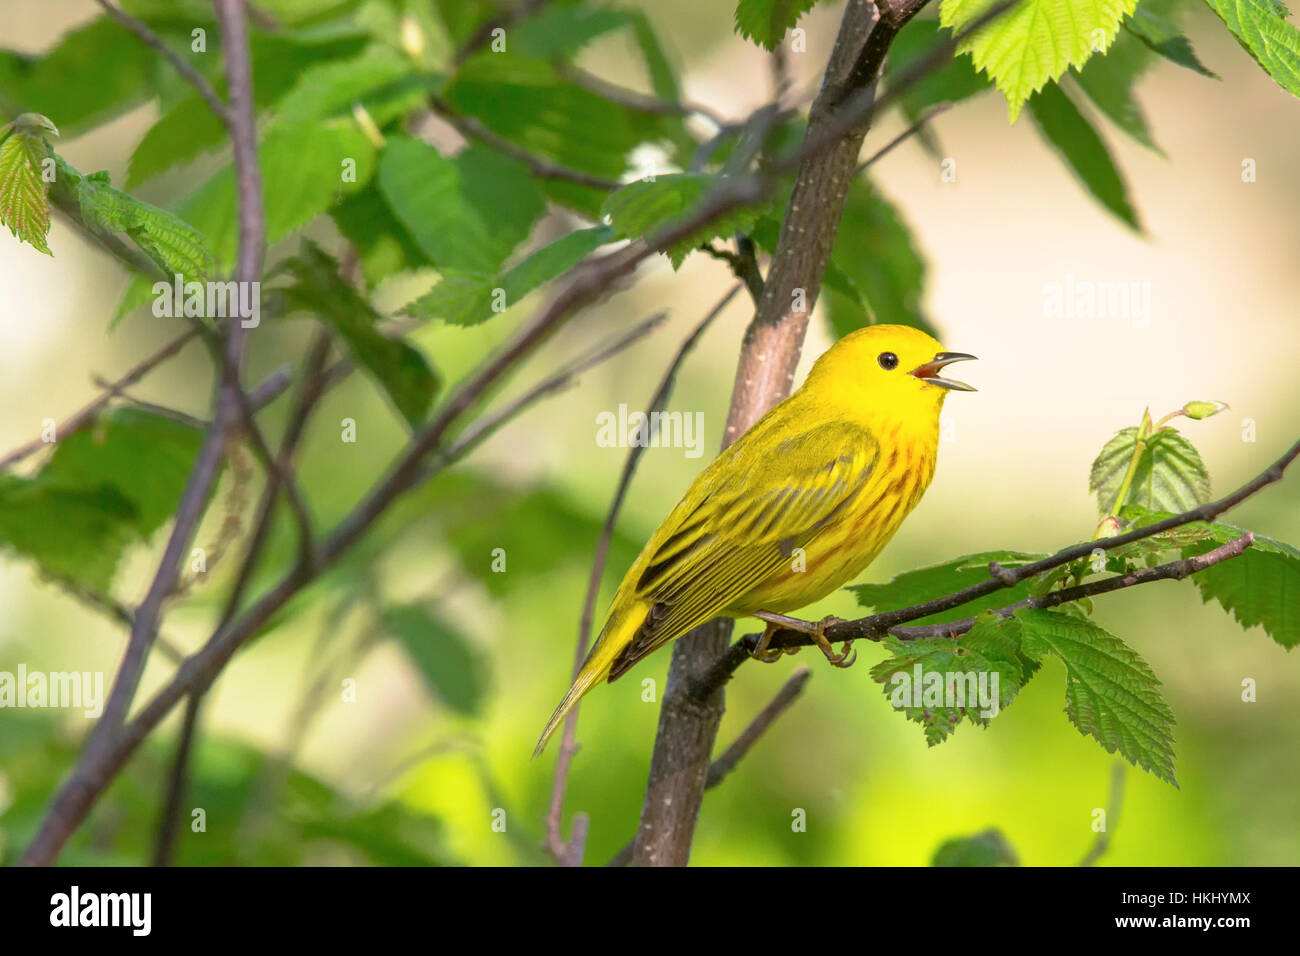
[607,667,812,867]
[629,0,927,868]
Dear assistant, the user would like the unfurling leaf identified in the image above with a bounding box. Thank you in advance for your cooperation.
[0,113,57,255]
[1089,424,1210,516]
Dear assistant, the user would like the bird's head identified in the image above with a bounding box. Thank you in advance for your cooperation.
[806,324,977,420]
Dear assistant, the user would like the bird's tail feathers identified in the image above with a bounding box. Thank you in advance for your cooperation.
[533,601,647,758]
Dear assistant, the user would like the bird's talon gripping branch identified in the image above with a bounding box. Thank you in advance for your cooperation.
[749,623,787,663]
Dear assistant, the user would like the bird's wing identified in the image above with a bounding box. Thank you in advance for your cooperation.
[608,419,879,680]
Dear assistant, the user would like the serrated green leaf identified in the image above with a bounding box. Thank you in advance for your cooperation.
[58,158,213,281]
[1175,526,1300,650]
[1204,0,1300,98]
[603,173,764,269]
[0,119,53,255]
[1012,608,1177,785]
[941,0,1140,122]
[851,550,1048,625]
[1123,6,1219,78]
[1089,425,1211,516]
[932,828,1019,866]
[383,604,486,716]
[405,225,614,325]
[735,0,823,51]
[1028,81,1142,230]
[280,240,439,427]
[870,613,1039,745]
[378,136,546,275]
[0,408,205,589]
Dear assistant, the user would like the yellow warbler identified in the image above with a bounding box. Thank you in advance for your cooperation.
[535,324,976,755]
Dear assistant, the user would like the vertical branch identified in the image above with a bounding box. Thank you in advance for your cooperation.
[629,0,928,867]
[19,0,265,868]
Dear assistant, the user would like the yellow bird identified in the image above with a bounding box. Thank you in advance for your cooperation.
[535,324,976,756]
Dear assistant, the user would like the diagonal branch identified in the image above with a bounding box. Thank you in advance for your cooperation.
[93,0,231,122]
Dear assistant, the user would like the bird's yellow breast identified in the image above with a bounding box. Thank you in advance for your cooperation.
[724,423,937,615]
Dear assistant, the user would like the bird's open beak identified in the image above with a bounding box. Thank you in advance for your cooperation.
[910,352,978,392]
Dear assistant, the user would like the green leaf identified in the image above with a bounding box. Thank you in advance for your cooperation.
[126,29,372,187]
[1123,7,1219,78]
[823,180,935,338]
[444,53,691,181]
[851,550,1048,625]
[377,136,546,275]
[271,47,419,125]
[1203,0,1300,98]
[0,115,54,255]
[628,10,681,102]
[6,18,156,135]
[603,173,765,269]
[1012,608,1177,785]
[940,0,1140,121]
[1089,425,1210,516]
[735,0,823,51]
[1027,81,1141,230]
[511,7,633,58]
[382,604,486,716]
[280,240,439,427]
[0,408,205,589]
[870,613,1040,745]
[1073,29,1163,154]
[405,225,614,325]
[886,18,992,155]
[331,185,430,288]
[57,158,213,281]
[932,828,1019,866]
[178,119,377,270]
[1181,527,1300,650]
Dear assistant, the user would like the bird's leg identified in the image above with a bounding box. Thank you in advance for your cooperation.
[754,611,856,668]
[749,620,787,663]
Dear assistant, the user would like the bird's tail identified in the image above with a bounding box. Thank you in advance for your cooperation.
[533,600,647,758]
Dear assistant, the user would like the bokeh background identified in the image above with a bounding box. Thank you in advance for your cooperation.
[1,0,1297,866]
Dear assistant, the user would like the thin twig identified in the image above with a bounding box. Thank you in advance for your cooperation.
[856,102,952,173]
[93,0,230,122]
[0,330,199,469]
[606,667,812,867]
[556,63,730,130]
[1078,761,1127,867]
[543,286,741,865]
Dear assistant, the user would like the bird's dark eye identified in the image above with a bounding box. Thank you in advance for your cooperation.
[877,351,899,371]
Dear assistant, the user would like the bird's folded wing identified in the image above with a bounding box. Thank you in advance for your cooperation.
[609,420,880,679]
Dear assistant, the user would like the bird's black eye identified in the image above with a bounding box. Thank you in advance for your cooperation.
[877,351,899,371]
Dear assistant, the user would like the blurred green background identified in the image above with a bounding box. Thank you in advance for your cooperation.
[1,0,1297,866]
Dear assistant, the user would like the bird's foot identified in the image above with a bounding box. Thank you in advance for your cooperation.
[751,612,855,668]
[749,621,788,663]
